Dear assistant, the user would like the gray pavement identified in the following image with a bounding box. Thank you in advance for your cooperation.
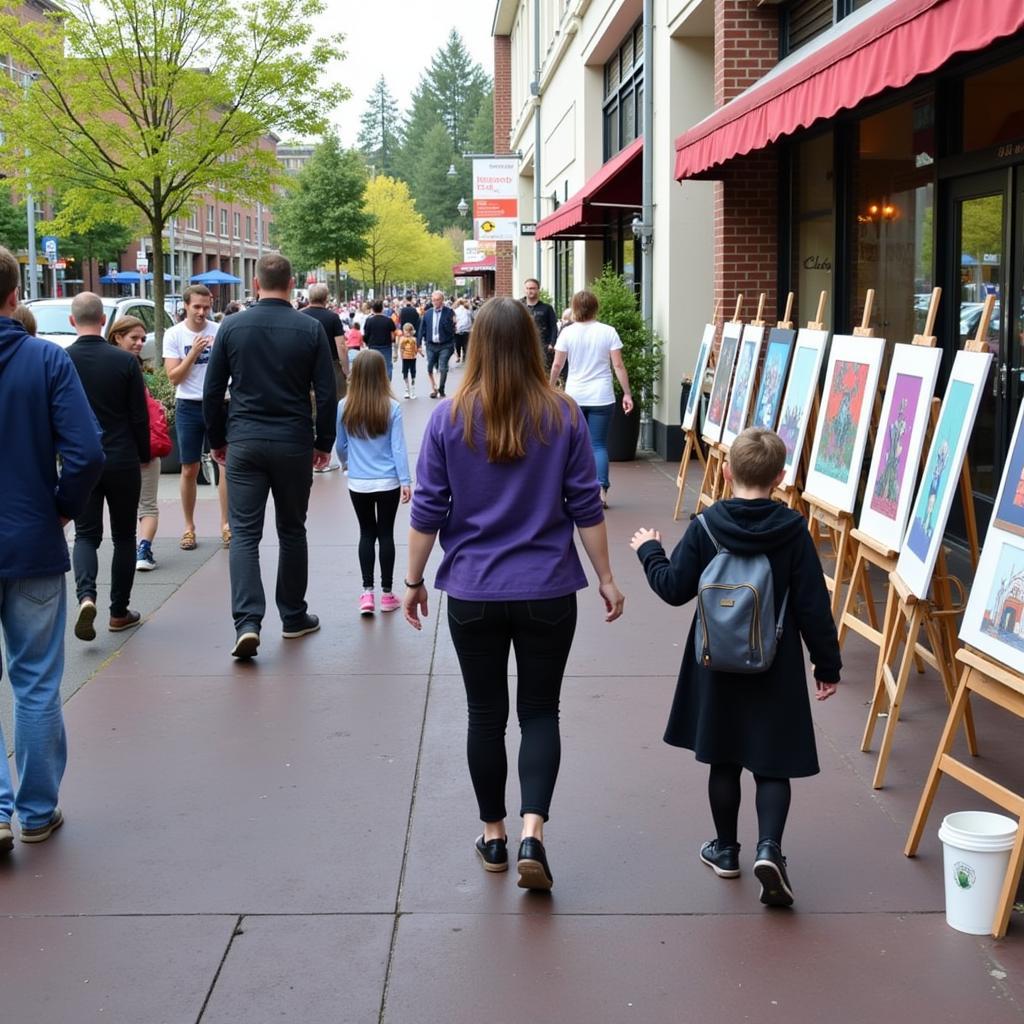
[2,360,1024,1022]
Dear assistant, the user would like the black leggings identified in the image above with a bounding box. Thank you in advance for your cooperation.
[707,762,791,847]
[348,488,400,590]
[447,594,577,822]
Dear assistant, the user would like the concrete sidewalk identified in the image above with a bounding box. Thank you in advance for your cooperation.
[3,366,1023,1023]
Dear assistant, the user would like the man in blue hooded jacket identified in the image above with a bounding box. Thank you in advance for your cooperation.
[0,246,105,852]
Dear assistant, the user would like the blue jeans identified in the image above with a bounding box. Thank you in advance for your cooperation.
[426,344,454,394]
[580,403,615,490]
[0,575,68,829]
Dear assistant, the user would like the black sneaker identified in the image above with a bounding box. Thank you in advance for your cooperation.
[475,834,508,873]
[231,631,260,659]
[516,837,553,891]
[700,839,741,878]
[282,614,320,639]
[753,839,794,907]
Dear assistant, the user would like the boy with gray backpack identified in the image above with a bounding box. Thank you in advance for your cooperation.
[630,428,840,907]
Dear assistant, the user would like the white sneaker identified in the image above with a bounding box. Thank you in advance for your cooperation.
[410,383,416,398]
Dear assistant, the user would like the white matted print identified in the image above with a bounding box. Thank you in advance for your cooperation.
[857,344,942,552]
[803,334,885,513]
[702,320,743,444]
[776,328,830,488]
[721,324,766,449]
[895,349,992,599]
[682,323,716,433]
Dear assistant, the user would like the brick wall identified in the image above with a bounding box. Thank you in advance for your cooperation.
[493,34,514,298]
[715,0,780,107]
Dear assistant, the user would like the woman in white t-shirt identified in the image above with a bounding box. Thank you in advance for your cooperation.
[549,290,633,508]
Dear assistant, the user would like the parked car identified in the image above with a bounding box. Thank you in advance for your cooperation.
[25,297,174,366]
[163,294,185,322]
[959,300,1001,342]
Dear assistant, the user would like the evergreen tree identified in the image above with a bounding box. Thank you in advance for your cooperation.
[423,30,489,154]
[356,75,403,179]
[468,89,495,154]
[409,123,464,234]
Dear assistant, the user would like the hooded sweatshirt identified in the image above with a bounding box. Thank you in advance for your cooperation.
[0,317,105,578]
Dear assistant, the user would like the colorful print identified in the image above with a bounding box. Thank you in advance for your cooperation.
[753,330,795,430]
[684,338,711,428]
[906,380,972,560]
[812,360,870,483]
[706,331,739,430]
[995,417,1024,539]
[870,372,922,520]
[980,541,1024,656]
[726,338,757,435]
[778,347,818,469]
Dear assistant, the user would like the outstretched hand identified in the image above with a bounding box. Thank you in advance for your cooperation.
[629,527,660,551]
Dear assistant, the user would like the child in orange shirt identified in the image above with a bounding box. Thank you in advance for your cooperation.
[399,322,420,399]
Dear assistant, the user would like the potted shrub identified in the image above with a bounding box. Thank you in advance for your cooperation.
[588,265,662,461]
[144,364,180,474]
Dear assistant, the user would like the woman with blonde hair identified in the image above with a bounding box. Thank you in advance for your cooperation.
[107,316,173,571]
[403,297,625,891]
[336,349,411,615]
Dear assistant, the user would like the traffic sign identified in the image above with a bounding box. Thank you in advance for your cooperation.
[41,235,58,261]
[136,257,149,273]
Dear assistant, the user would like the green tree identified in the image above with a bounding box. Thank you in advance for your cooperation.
[0,0,345,354]
[409,123,463,234]
[272,134,374,298]
[356,75,403,180]
[42,196,139,291]
[0,185,26,252]
[467,88,494,154]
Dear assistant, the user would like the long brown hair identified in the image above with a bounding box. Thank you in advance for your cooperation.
[451,297,575,462]
[342,349,392,438]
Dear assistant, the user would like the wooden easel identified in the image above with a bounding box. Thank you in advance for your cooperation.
[860,296,992,790]
[695,294,743,515]
[772,290,828,513]
[802,290,876,619]
[905,646,1024,938]
[672,300,719,521]
[838,288,943,651]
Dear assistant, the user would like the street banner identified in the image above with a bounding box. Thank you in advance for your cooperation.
[473,158,517,241]
[463,240,487,263]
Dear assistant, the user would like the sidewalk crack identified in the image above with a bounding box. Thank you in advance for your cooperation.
[194,913,244,1023]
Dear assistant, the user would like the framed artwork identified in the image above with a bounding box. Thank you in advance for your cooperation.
[682,323,716,433]
[857,344,942,553]
[751,327,796,431]
[959,536,1024,674]
[702,320,742,444]
[895,348,993,599]
[721,325,766,448]
[775,328,830,488]
[993,400,1024,539]
[803,334,885,513]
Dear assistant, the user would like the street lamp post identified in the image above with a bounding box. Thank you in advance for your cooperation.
[22,71,41,300]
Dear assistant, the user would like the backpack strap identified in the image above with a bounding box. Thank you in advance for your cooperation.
[695,514,722,553]
[776,589,790,639]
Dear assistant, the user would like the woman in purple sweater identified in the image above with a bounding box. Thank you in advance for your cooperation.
[403,298,625,891]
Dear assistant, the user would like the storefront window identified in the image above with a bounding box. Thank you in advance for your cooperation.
[554,239,574,315]
[851,96,935,348]
[792,132,834,327]
[963,56,1024,153]
[602,20,643,161]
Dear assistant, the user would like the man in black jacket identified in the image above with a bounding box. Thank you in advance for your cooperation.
[67,292,150,637]
[203,254,336,659]
[521,278,559,368]
[398,293,420,334]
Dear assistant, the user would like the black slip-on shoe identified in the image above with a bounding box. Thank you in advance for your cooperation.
[517,837,553,891]
[475,834,509,873]
[700,839,741,878]
[282,614,320,639]
[753,839,794,907]
[231,631,260,659]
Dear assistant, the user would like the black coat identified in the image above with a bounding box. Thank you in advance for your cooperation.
[636,499,841,778]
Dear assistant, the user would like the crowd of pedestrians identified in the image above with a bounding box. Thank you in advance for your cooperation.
[1,246,841,910]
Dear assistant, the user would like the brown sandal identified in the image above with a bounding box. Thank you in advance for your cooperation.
[180,530,197,551]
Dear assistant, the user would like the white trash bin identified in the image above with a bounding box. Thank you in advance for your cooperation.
[937,810,1018,935]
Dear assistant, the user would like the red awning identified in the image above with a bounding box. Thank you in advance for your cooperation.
[535,136,644,241]
[674,0,1024,180]
[452,256,496,277]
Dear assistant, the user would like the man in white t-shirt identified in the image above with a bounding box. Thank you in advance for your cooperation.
[163,285,229,550]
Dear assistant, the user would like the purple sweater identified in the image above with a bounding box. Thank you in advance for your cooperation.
[411,398,605,600]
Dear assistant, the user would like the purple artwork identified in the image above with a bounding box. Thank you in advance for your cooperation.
[869,372,922,520]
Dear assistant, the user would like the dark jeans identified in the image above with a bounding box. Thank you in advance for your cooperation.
[226,439,313,634]
[401,358,417,381]
[73,465,141,617]
[426,344,454,394]
[447,594,577,822]
[368,345,393,382]
[454,332,469,360]
[349,488,401,590]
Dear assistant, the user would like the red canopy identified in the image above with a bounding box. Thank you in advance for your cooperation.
[452,256,496,277]
[535,137,644,241]
[674,0,1024,180]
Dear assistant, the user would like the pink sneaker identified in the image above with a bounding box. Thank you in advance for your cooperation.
[380,592,401,613]
[359,592,375,616]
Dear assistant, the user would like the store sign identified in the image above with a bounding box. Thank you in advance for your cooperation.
[463,240,486,263]
[473,158,517,241]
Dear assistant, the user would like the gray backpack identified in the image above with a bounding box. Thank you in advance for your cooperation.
[694,515,788,674]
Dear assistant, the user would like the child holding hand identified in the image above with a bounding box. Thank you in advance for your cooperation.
[630,427,840,907]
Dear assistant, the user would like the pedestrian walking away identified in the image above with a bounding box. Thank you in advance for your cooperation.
[453,298,472,363]
[336,350,411,616]
[0,246,105,850]
[417,290,456,398]
[108,316,173,572]
[521,278,558,369]
[203,253,336,660]
[630,428,841,908]
[549,289,633,509]
[360,298,397,383]
[398,321,421,398]
[66,293,150,637]
[403,297,625,892]
[163,284,230,551]
[302,282,349,403]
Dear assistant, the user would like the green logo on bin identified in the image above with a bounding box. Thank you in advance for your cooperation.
[953,861,976,890]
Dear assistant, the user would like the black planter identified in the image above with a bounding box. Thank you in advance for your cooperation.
[608,401,641,462]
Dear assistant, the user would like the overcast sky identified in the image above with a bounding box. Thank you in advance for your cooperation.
[322,1,496,145]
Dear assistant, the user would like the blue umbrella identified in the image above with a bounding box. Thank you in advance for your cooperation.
[190,269,242,285]
[99,271,143,284]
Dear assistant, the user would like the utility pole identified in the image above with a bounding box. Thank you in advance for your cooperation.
[639,0,655,451]
[22,71,40,300]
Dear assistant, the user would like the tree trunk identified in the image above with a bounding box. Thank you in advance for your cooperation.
[334,258,341,303]
[150,210,166,360]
